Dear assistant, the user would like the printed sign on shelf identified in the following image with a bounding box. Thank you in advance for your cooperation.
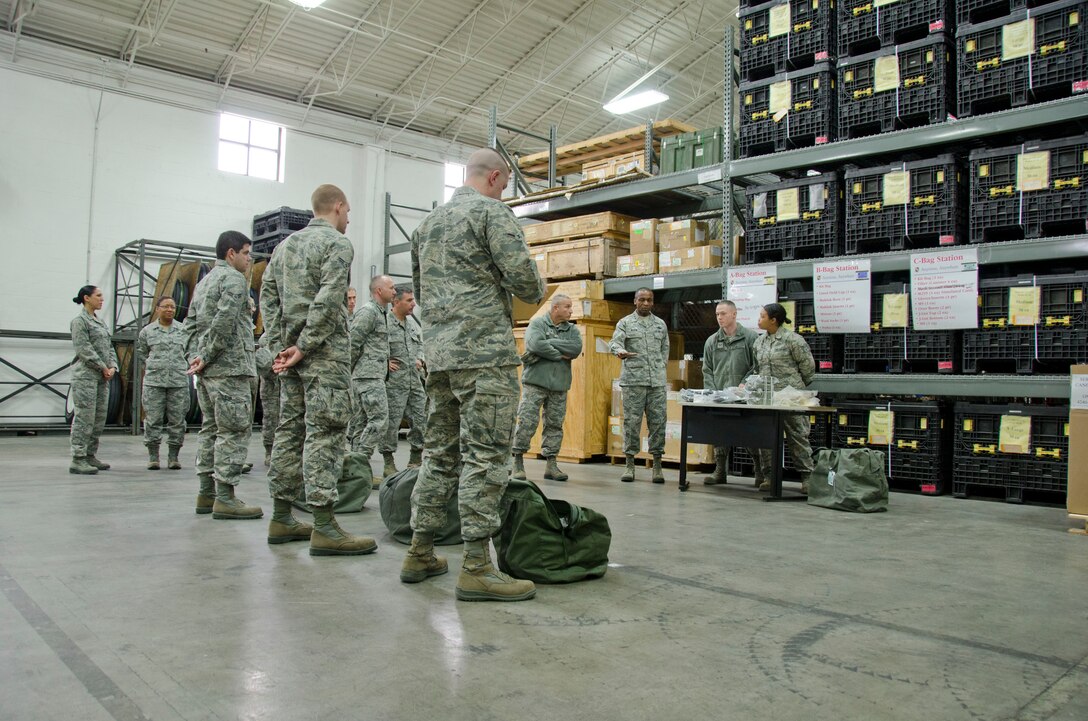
[813,259,871,333]
[910,249,979,330]
[727,265,778,331]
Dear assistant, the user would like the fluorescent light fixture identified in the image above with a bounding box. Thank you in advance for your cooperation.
[603,89,669,115]
[288,0,326,9]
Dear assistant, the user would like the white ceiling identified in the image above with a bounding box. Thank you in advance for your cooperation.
[2,0,735,154]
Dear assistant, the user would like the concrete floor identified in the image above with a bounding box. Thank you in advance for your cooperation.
[1,433,1086,721]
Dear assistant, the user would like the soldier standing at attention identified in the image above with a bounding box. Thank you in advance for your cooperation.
[401,148,545,601]
[349,274,395,478]
[261,184,377,555]
[511,293,582,482]
[185,231,261,519]
[380,284,427,477]
[747,303,816,494]
[136,296,189,471]
[68,285,117,475]
[701,300,758,486]
[610,287,669,484]
[256,333,280,467]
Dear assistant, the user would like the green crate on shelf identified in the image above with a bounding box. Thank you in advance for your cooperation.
[660,127,724,174]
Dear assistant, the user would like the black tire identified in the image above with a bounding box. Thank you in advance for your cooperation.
[172,281,191,322]
[107,374,123,424]
[185,375,202,425]
[65,383,75,424]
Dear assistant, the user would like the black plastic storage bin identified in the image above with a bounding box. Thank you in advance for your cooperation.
[739,0,837,81]
[968,134,1088,243]
[953,402,1069,502]
[844,154,966,253]
[842,281,960,373]
[744,172,843,261]
[739,63,837,157]
[957,0,1088,117]
[838,0,953,58]
[957,0,1068,26]
[837,33,955,138]
[777,288,844,372]
[831,399,952,494]
[252,206,313,242]
[729,412,834,478]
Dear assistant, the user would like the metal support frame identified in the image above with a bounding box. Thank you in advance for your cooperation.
[488,105,558,197]
[721,28,735,299]
[383,193,437,281]
[0,329,75,431]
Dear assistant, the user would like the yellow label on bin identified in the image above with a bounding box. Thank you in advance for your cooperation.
[999,415,1031,454]
[780,300,796,329]
[1017,150,1050,191]
[874,54,900,93]
[868,410,894,445]
[777,187,800,221]
[1002,19,1036,61]
[882,293,909,328]
[883,171,910,206]
[1008,286,1041,326]
[769,3,791,37]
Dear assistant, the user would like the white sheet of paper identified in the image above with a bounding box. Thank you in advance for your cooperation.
[909,248,980,330]
[813,259,872,333]
[727,265,778,330]
[1071,375,1088,410]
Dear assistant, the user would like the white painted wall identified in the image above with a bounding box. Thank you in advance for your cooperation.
[0,41,462,424]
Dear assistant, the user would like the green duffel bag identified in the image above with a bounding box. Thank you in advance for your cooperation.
[807,448,889,513]
[494,479,611,584]
[378,468,462,545]
[291,451,372,514]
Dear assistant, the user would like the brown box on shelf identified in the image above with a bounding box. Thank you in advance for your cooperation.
[512,279,605,323]
[532,236,630,280]
[629,219,658,255]
[611,150,649,176]
[1068,366,1088,516]
[582,158,613,181]
[617,253,659,277]
[659,245,723,274]
[521,211,634,246]
[657,220,708,251]
[667,359,703,389]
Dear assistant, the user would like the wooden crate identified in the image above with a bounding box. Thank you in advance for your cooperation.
[531,237,630,280]
[514,321,623,461]
[517,119,696,177]
[522,211,635,246]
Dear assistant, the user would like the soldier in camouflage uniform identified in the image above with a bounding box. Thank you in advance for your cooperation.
[68,285,118,475]
[256,333,280,467]
[701,300,758,486]
[136,296,189,470]
[746,303,816,494]
[609,288,669,484]
[261,184,377,555]
[349,275,395,477]
[512,293,582,482]
[185,231,261,520]
[380,284,427,477]
[402,148,545,602]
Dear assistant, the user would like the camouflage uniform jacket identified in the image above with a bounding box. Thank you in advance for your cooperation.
[609,312,669,387]
[702,323,758,391]
[747,328,815,390]
[255,334,276,380]
[521,314,582,392]
[350,300,389,381]
[185,260,255,378]
[136,320,188,388]
[411,185,545,371]
[260,218,353,367]
[387,313,423,389]
[70,311,118,380]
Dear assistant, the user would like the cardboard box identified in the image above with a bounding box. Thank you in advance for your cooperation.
[667,359,703,389]
[659,245,723,274]
[608,414,651,460]
[521,212,634,246]
[617,253,658,277]
[612,151,648,176]
[512,280,605,323]
[663,421,715,463]
[576,299,632,324]
[629,219,658,255]
[582,159,613,181]
[1068,365,1088,515]
[657,220,708,251]
[532,236,630,280]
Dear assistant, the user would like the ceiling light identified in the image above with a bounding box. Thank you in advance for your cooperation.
[603,89,669,115]
[288,0,326,9]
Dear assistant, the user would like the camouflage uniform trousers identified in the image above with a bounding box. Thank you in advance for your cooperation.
[753,414,814,484]
[142,382,189,449]
[622,385,667,456]
[410,365,519,541]
[349,378,388,457]
[380,376,426,453]
[195,376,252,486]
[512,382,568,458]
[268,362,351,507]
[260,375,281,450]
[70,375,108,458]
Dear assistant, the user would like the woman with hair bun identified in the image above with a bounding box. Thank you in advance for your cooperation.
[136,295,189,470]
[69,285,118,474]
[747,302,816,494]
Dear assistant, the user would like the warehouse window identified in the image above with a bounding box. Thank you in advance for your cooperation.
[218,114,285,182]
[444,163,465,202]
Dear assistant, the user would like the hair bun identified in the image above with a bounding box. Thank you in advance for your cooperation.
[72,296,81,304]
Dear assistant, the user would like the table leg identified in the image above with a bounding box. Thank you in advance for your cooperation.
[679,406,689,492]
[764,409,805,502]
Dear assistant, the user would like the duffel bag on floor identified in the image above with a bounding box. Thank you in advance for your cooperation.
[807,448,888,513]
[378,468,462,545]
[495,479,611,583]
[291,451,372,514]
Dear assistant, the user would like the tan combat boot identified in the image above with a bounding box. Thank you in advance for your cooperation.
[195,473,215,514]
[455,539,536,602]
[86,456,110,470]
[167,446,182,470]
[511,453,527,480]
[309,505,377,556]
[382,452,398,478]
[407,447,423,468]
[147,445,161,471]
[704,448,727,485]
[211,482,264,520]
[544,456,568,482]
[400,531,449,583]
[620,455,636,483]
[652,455,665,484]
[69,457,98,475]
[267,499,314,544]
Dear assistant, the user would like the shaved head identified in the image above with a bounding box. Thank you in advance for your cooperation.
[311,184,348,214]
[466,148,509,178]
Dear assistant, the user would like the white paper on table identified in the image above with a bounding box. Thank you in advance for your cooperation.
[813,259,872,333]
[909,248,980,330]
[727,265,778,331]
